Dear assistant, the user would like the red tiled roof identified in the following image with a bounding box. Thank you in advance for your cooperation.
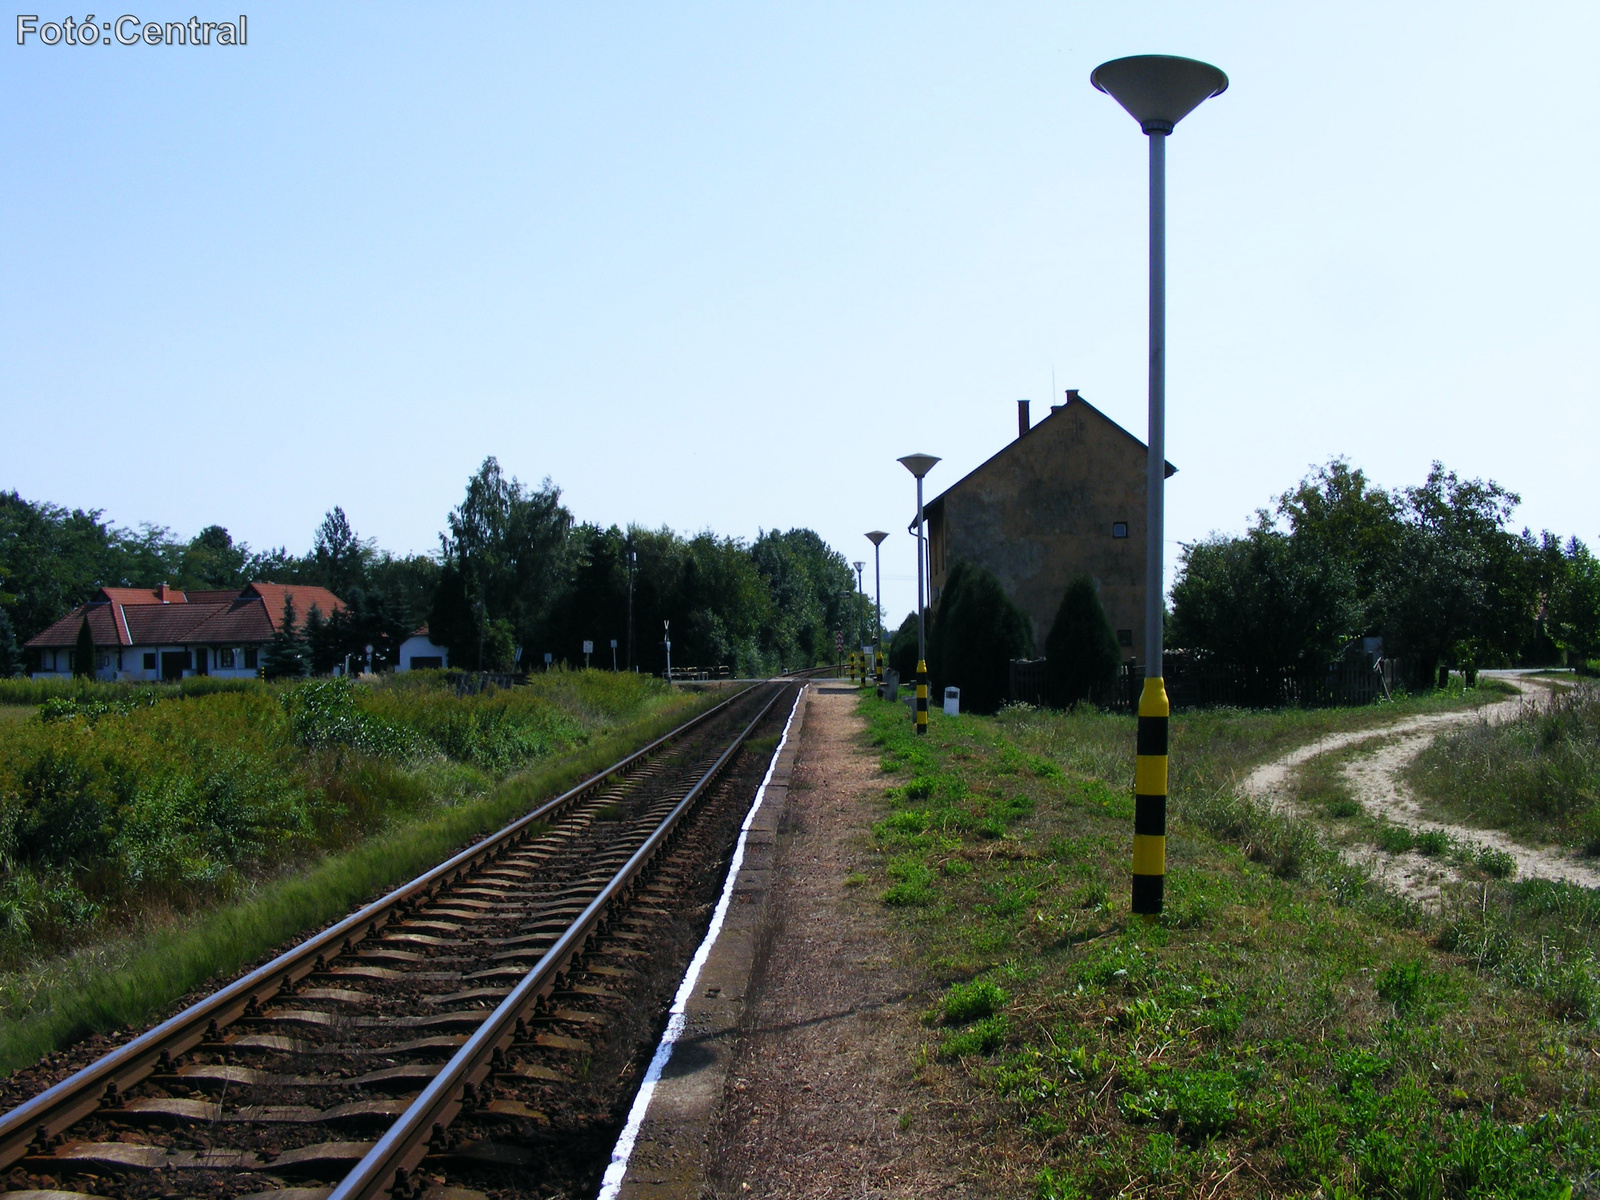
[186,598,277,643]
[245,582,346,632]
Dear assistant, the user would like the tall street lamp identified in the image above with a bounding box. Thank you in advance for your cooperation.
[852,561,866,681]
[1092,53,1227,919]
[897,454,940,734]
[865,530,887,680]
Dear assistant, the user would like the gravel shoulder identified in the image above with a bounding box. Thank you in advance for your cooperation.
[705,686,984,1199]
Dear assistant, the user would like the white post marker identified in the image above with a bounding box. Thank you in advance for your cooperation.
[595,688,805,1199]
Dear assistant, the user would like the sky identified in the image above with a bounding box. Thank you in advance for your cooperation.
[3,2,1597,624]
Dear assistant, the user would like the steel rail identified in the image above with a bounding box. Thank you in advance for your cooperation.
[0,683,763,1171]
[327,683,788,1200]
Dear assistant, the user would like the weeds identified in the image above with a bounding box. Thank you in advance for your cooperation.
[1409,682,1600,851]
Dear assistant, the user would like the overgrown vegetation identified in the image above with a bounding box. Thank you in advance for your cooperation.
[0,682,715,1074]
[0,671,676,961]
[1408,682,1600,852]
[862,694,1599,1197]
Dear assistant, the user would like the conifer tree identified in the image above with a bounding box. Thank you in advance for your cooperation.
[73,616,96,678]
[263,594,309,679]
[1044,576,1123,707]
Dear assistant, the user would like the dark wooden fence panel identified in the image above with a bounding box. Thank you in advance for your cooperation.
[1009,655,1403,712]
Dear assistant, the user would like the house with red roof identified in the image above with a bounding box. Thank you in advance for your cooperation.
[25,582,346,681]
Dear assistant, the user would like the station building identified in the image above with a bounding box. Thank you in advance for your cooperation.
[25,581,346,681]
[924,391,1174,660]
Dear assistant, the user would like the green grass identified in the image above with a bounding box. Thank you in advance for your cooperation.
[0,670,684,963]
[1407,682,1600,852]
[861,695,1599,1198]
[0,685,720,1074]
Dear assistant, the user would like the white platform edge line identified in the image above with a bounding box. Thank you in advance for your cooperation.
[595,686,805,1199]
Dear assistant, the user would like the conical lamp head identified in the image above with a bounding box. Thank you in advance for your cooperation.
[865,531,889,546]
[1091,55,1227,134]
[898,453,941,479]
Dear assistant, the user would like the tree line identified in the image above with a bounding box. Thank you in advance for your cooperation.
[1170,459,1597,682]
[0,456,858,678]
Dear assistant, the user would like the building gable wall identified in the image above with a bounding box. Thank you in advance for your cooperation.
[929,400,1150,658]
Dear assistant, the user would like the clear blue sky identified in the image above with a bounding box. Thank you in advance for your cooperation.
[4,2,1596,624]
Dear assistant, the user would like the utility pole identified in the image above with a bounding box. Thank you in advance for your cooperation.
[626,543,636,672]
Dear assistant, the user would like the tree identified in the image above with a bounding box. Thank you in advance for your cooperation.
[308,507,373,599]
[180,525,249,589]
[888,611,922,683]
[440,458,574,654]
[73,617,95,678]
[0,608,20,677]
[926,561,1033,714]
[1549,536,1600,667]
[263,594,309,679]
[1044,577,1122,707]
[1169,518,1360,672]
[1375,463,1534,680]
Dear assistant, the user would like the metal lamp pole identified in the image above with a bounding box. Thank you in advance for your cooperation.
[866,531,887,681]
[897,455,939,733]
[852,561,866,682]
[1091,53,1227,918]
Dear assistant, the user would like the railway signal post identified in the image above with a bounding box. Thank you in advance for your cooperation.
[1091,53,1227,918]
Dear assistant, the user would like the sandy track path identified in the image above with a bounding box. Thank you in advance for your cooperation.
[1240,673,1600,899]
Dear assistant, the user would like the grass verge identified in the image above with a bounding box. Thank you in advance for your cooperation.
[0,686,724,1076]
[862,693,1598,1198]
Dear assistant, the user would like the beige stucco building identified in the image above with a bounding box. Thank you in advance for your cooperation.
[924,391,1174,660]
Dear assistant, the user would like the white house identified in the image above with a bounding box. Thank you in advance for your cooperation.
[26,582,347,681]
[396,628,448,672]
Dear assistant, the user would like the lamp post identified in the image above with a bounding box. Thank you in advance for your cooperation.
[852,561,866,682]
[663,619,671,683]
[865,531,887,681]
[1092,53,1227,919]
[898,454,940,734]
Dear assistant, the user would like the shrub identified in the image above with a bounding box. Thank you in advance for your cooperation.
[927,561,1033,714]
[1043,576,1122,707]
[888,610,922,683]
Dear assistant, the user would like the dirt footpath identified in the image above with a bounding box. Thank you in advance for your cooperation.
[705,686,984,1199]
[1243,673,1600,900]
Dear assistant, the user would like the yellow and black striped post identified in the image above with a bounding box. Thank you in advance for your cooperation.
[875,647,884,683]
[1132,676,1169,916]
[915,659,929,735]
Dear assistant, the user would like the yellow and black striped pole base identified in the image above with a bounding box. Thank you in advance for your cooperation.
[915,659,929,735]
[1132,676,1169,916]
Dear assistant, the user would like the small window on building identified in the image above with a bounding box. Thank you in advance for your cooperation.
[243,647,259,670]
[1117,629,1134,647]
[219,647,236,668]
[1112,522,1129,539]
[143,652,156,670]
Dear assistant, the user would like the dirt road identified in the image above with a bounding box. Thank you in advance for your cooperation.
[1241,673,1600,900]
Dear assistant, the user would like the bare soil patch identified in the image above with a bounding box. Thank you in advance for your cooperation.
[707,688,986,1199]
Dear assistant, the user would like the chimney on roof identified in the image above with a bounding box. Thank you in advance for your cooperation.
[1017,399,1030,438]
[157,583,171,604]
[1066,388,1080,402]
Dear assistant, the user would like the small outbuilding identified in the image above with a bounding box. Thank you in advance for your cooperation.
[397,628,449,672]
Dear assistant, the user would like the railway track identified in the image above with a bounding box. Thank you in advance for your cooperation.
[0,680,800,1200]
